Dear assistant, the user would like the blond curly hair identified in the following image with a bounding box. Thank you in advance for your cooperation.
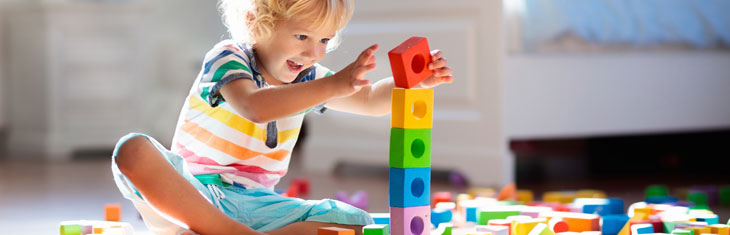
[219,0,354,51]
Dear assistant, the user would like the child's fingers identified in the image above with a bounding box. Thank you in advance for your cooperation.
[352,79,370,87]
[428,58,448,70]
[435,67,453,77]
[430,50,442,60]
[357,44,379,64]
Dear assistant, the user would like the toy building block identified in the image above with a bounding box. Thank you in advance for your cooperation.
[631,224,654,235]
[710,225,730,235]
[687,226,712,235]
[435,223,453,235]
[370,212,391,225]
[498,183,518,201]
[601,214,630,235]
[467,232,492,235]
[318,227,355,235]
[575,190,606,199]
[468,188,497,198]
[431,207,453,227]
[694,214,719,225]
[512,218,548,235]
[390,128,431,168]
[477,207,520,225]
[671,229,692,235]
[549,218,570,233]
[389,167,431,207]
[489,219,514,235]
[432,191,453,208]
[517,190,534,204]
[688,191,709,210]
[720,186,730,206]
[290,178,310,198]
[388,36,433,89]
[105,203,121,222]
[476,225,510,235]
[390,205,430,235]
[521,206,552,219]
[391,88,433,129]
[539,211,599,232]
[363,224,388,235]
[528,223,556,235]
[60,224,81,235]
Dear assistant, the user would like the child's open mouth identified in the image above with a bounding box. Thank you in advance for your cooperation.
[287,60,303,73]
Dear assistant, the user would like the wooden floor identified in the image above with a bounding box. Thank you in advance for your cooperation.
[0,153,727,234]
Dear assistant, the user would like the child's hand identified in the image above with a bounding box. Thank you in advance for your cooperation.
[418,50,454,88]
[330,44,379,98]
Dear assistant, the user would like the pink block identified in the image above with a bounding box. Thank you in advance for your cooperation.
[521,211,540,218]
[390,206,431,235]
[476,225,510,235]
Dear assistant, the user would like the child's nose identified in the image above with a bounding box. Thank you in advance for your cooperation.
[303,43,325,59]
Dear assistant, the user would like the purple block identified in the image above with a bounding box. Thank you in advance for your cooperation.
[690,186,718,205]
[390,205,431,235]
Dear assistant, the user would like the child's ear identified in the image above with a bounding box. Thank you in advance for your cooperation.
[246,12,255,29]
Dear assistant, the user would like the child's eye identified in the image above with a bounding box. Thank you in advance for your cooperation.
[320,38,331,44]
[295,35,308,40]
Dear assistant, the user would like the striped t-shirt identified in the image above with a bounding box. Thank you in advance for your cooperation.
[170,40,333,189]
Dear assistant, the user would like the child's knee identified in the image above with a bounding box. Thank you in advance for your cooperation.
[115,136,153,172]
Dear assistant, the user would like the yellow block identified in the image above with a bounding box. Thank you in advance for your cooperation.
[686,227,711,235]
[469,188,496,198]
[513,218,547,235]
[542,191,576,204]
[517,190,534,204]
[575,190,606,198]
[391,88,433,129]
[710,225,730,235]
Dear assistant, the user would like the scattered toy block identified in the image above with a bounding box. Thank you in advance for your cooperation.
[575,190,606,199]
[601,214,630,235]
[433,191,453,208]
[104,203,121,222]
[389,167,431,207]
[388,36,433,89]
[477,207,520,225]
[60,224,81,235]
[363,224,388,235]
[710,225,730,235]
[513,218,548,235]
[489,219,514,235]
[391,88,433,129]
[671,229,691,235]
[528,223,555,235]
[432,207,454,227]
[469,188,497,198]
[435,223,453,235]
[549,218,570,233]
[318,227,355,235]
[686,226,711,235]
[290,178,310,198]
[476,225,510,235]
[631,224,654,235]
[370,212,391,225]
[390,205,430,235]
[498,183,518,201]
[389,128,431,168]
[539,211,599,232]
[517,190,534,204]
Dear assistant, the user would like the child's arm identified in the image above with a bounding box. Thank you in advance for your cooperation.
[219,45,379,123]
[325,49,454,116]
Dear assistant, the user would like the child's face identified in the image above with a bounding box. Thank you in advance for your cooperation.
[254,19,336,85]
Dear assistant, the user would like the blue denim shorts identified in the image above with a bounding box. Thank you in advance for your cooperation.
[111,133,373,233]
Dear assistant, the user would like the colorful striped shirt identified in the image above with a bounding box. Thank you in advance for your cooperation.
[171,40,333,189]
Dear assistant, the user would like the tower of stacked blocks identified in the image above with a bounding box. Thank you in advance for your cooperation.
[388,36,435,235]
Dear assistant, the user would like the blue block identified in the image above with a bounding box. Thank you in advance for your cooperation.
[607,198,625,215]
[696,214,719,225]
[389,167,430,207]
[602,214,630,235]
[634,224,654,234]
[466,207,477,222]
[646,196,678,204]
[576,198,624,215]
[431,208,453,227]
[371,213,390,225]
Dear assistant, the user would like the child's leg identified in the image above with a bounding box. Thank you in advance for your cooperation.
[115,136,263,235]
[266,221,364,235]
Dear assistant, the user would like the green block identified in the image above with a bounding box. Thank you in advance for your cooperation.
[720,186,730,206]
[477,210,520,225]
[389,128,431,168]
[435,223,452,235]
[60,224,81,235]
[672,229,691,235]
[688,191,709,209]
[664,221,688,232]
[646,184,669,197]
[363,224,388,235]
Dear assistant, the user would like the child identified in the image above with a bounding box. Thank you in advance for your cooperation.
[111,0,453,234]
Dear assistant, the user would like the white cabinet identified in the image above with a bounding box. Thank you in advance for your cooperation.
[302,0,513,187]
[3,3,149,160]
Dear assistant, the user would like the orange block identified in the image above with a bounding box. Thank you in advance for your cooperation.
[388,36,433,88]
[105,203,121,222]
[540,212,599,232]
[498,183,518,201]
[318,227,355,235]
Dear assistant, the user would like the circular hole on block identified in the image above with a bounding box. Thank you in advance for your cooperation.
[411,216,425,235]
[411,177,425,198]
[411,138,425,159]
[411,100,427,120]
[411,54,426,74]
